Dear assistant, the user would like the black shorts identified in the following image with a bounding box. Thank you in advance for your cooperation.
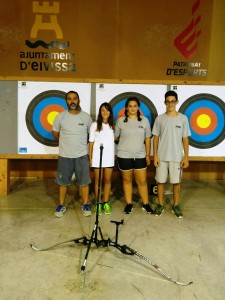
[117,157,147,171]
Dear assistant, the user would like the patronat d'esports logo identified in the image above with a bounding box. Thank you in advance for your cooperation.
[19,1,76,73]
[174,0,201,59]
[166,0,207,77]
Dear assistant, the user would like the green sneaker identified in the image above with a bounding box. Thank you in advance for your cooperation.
[103,202,112,215]
[95,203,102,215]
[172,205,183,218]
[154,204,164,217]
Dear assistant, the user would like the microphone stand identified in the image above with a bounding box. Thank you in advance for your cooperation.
[80,143,107,270]
[30,145,193,286]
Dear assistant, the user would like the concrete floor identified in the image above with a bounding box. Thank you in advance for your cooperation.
[0,177,225,300]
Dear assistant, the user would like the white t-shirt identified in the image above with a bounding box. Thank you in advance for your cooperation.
[89,122,115,167]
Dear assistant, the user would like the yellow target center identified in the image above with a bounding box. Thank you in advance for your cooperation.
[197,114,211,129]
[47,111,59,125]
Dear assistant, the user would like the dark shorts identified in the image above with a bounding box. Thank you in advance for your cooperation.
[56,155,91,186]
[117,157,147,171]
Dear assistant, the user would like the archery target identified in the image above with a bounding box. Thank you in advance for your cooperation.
[110,92,158,127]
[179,94,225,149]
[96,84,167,126]
[96,84,166,156]
[18,81,91,154]
[25,90,68,147]
[171,85,225,156]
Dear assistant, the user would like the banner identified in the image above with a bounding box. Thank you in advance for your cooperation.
[0,0,213,80]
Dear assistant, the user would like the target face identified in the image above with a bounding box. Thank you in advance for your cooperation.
[26,90,67,146]
[179,93,225,149]
[109,92,158,127]
[18,81,90,154]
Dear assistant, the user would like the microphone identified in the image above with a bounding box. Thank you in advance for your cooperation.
[100,143,104,150]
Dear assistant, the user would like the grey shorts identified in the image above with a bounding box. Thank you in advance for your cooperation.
[155,161,182,184]
[56,155,91,186]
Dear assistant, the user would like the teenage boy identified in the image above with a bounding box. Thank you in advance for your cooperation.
[152,90,191,218]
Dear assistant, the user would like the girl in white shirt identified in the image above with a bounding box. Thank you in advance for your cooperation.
[89,102,115,214]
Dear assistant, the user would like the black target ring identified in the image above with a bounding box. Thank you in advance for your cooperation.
[179,93,225,149]
[109,92,158,128]
[26,90,67,147]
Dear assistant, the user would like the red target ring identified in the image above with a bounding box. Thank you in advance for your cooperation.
[179,93,225,149]
[40,104,65,132]
[190,108,218,135]
[26,90,67,146]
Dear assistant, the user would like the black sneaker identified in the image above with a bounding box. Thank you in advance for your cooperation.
[124,203,133,214]
[142,203,154,214]
[172,205,183,218]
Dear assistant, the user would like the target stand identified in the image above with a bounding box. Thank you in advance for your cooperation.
[30,145,193,286]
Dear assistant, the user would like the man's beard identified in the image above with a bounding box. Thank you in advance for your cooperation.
[68,103,81,111]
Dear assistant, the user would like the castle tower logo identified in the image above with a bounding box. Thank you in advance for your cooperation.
[19,1,76,73]
[25,1,69,50]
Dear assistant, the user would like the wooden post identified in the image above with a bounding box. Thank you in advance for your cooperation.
[0,158,10,197]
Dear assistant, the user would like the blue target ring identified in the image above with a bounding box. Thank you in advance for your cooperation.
[109,92,158,128]
[26,90,67,146]
[179,93,225,149]
[32,97,67,141]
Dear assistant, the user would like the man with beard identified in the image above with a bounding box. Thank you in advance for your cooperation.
[52,91,93,217]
